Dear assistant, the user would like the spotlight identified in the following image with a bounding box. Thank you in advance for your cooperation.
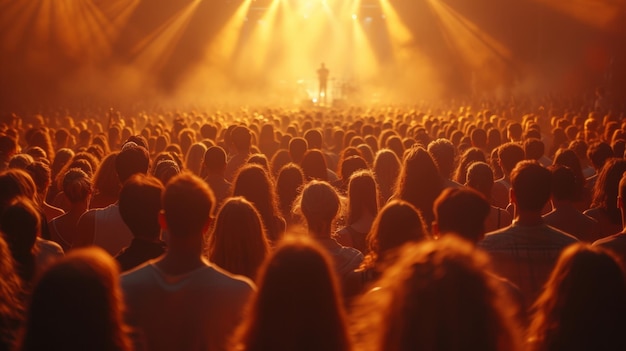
[352,14,358,20]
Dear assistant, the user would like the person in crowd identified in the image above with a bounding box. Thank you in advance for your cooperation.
[24,161,64,221]
[0,134,18,172]
[301,149,331,181]
[288,137,308,165]
[372,149,401,203]
[0,234,25,351]
[585,141,613,192]
[16,247,133,351]
[225,126,252,182]
[479,161,578,306]
[393,146,443,231]
[543,165,601,242]
[202,146,232,211]
[335,170,379,253]
[121,173,254,351]
[351,236,523,351]
[206,197,270,281]
[275,163,305,227]
[185,142,208,176]
[46,148,74,203]
[453,147,486,187]
[152,159,180,186]
[48,168,92,251]
[89,152,120,209]
[115,174,166,272]
[232,164,286,242]
[552,148,589,210]
[428,138,462,189]
[492,142,525,209]
[231,237,352,351]
[594,173,626,263]
[465,162,512,232]
[293,180,363,288]
[432,187,491,243]
[527,244,626,351]
[350,199,428,294]
[258,123,280,160]
[584,158,626,237]
[75,142,150,255]
[524,138,551,167]
[334,155,368,193]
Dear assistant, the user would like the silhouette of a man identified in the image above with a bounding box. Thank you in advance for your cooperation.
[317,63,329,105]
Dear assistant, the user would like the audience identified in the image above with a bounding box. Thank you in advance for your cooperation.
[2,98,626,350]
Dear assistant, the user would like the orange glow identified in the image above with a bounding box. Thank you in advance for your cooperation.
[530,0,622,29]
[131,0,201,74]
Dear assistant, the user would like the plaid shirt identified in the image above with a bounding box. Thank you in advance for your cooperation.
[478,221,578,306]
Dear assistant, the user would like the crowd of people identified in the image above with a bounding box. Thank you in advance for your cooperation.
[1,96,626,351]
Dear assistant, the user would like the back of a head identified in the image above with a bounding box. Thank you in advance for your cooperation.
[368,200,428,260]
[276,163,305,215]
[300,149,329,181]
[304,129,323,150]
[0,134,17,160]
[0,197,39,258]
[115,143,149,184]
[19,247,131,351]
[353,236,521,351]
[434,188,490,243]
[465,162,495,198]
[62,168,92,204]
[232,164,275,213]
[523,138,545,161]
[25,161,51,194]
[153,159,181,186]
[498,142,525,174]
[347,170,379,224]
[288,137,308,164]
[119,174,164,240]
[163,173,215,237]
[550,165,577,202]
[427,138,456,179]
[587,141,613,170]
[209,197,269,281]
[203,146,227,174]
[236,236,348,351]
[471,128,488,149]
[340,155,367,181]
[231,126,252,153]
[511,161,551,212]
[507,122,523,141]
[296,180,340,235]
[529,244,626,351]
[0,169,36,212]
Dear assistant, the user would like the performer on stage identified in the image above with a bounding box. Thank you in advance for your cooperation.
[317,63,329,105]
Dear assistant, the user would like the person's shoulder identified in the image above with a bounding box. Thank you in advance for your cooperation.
[36,237,64,256]
[543,224,579,243]
[203,264,257,292]
[594,232,626,248]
